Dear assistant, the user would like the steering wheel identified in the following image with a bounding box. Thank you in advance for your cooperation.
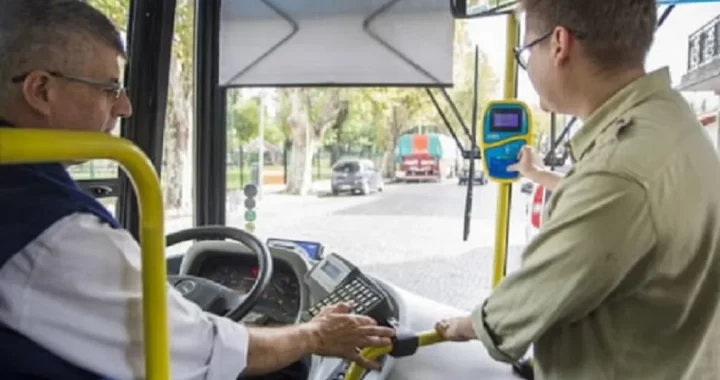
[166,226,273,321]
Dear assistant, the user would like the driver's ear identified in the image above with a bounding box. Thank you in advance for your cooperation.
[21,71,55,118]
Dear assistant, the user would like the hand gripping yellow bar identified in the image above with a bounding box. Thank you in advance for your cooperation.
[344,329,445,380]
[0,128,169,380]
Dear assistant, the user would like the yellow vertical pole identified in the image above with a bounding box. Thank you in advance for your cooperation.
[491,13,520,289]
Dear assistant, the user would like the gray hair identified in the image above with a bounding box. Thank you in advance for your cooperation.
[0,0,125,113]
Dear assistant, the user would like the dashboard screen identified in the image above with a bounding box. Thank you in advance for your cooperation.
[490,110,522,132]
[267,238,323,260]
[321,261,342,279]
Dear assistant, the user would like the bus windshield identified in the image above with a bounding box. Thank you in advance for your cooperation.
[75,0,720,314]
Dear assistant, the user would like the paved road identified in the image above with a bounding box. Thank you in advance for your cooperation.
[220,180,532,311]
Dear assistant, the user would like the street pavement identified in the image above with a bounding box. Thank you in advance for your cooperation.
[217,180,532,312]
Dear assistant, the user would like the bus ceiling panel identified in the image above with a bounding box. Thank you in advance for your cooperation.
[218,0,454,87]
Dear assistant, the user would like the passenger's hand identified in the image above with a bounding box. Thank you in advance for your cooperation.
[435,316,476,342]
[507,145,543,178]
[309,302,395,369]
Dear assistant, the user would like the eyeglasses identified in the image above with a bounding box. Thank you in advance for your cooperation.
[513,28,587,71]
[11,71,126,99]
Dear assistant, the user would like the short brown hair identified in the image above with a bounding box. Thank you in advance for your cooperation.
[0,0,125,113]
[520,0,657,70]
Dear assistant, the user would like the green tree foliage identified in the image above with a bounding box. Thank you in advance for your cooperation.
[86,0,128,28]
[359,88,430,177]
[425,21,499,148]
[226,90,260,148]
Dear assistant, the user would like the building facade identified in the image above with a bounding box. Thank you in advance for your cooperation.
[679,14,720,151]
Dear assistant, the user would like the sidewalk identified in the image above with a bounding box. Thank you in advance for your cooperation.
[262,179,331,195]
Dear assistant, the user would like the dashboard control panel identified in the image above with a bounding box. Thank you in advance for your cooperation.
[302,253,393,325]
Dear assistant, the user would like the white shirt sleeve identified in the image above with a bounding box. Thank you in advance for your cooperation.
[0,213,248,380]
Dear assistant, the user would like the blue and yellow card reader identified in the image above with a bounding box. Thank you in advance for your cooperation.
[480,100,533,183]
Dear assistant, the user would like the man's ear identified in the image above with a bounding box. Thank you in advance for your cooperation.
[551,26,573,67]
[21,71,54,117]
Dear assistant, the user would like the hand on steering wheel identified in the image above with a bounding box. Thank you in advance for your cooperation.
[165,226,273,321]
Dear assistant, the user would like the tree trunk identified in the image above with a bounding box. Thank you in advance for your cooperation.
[285,89,315,195]
[162,54,191,213]
[284,89,348,195]
[382,106,401,178]
[384,134,400,179]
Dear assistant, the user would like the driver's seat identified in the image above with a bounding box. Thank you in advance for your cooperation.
[0,160,120,380]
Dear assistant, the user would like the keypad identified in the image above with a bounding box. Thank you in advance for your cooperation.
[305,277,383,319]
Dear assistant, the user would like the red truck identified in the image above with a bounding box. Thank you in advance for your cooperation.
[395,133,461,182]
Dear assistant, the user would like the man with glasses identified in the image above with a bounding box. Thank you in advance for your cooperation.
[0,1,394,379]
[436,1,720,379]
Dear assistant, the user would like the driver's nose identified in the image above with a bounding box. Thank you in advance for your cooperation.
[114,90,133,118]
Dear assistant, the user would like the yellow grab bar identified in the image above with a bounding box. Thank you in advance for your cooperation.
[344,329,445,380]
[0,129,169,380]
[491,12,522,289]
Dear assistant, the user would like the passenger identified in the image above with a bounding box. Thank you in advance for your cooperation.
[435,1,720,379]
[0,1,394,380]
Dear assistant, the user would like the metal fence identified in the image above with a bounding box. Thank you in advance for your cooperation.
[68,146,386,193]
[226,145,385,191]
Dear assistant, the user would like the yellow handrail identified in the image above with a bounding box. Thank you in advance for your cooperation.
[344,329,445,380]
[491,12,521,289]
[0,128,169,380]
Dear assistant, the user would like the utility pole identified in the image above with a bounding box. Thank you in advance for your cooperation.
[257,91,265,200]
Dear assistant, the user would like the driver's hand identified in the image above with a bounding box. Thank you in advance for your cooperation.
[507,145,543,178]
[309,302,395,369]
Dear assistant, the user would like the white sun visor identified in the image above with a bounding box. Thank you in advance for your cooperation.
[218,0,455,87]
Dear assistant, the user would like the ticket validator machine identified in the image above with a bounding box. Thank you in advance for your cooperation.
[481,100,533,183]
[480,100,533,287]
